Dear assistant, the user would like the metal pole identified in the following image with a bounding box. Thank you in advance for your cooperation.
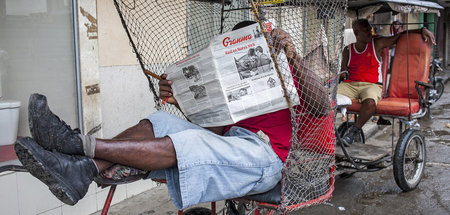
[187,0,191,54]
[72,0,84,133]
[101,185,117,215]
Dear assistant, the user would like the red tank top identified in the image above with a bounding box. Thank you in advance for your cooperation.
[345,39,382,84]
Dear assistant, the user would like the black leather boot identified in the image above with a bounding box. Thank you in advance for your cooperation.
[341,125,361,147]
[28,93,84,155]
[15,137,98,205]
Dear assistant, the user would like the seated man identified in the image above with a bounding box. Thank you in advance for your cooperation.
[14,21,330,209]
[338,19,435,146]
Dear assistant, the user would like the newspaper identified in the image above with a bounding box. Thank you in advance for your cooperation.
[166,23,299,127]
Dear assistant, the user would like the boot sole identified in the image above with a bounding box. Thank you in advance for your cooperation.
[15,138,80,205]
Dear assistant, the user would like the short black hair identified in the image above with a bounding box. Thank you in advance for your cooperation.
[352,19,370,31]
[232,21,257,31]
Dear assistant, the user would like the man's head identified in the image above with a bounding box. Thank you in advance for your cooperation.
[352,19,372,43]
[255,46,263,55]
[392,20,404,34]
[239,88,247,96]
[248,48,256,57]
[232,21,257,31]
[392,20,402,29]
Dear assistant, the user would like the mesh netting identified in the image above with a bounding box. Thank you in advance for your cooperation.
[114,0,346,212]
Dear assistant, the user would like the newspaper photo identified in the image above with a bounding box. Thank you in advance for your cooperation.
[166,23,299,127]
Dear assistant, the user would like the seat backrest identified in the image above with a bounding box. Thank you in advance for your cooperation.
[389,33,431,99]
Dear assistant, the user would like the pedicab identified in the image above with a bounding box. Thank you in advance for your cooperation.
[335,0,443,192]
[100,0,345,214]
[0,0,442,214]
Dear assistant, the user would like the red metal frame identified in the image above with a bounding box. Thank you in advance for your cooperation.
[100,182,218,215]
[101,185,117,215]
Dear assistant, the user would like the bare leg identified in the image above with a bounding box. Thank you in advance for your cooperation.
[94,137,176,171]
[93,119,158,172]
[356,98,376,128]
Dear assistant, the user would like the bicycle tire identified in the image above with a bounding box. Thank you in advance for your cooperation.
[183,207,212,215]
[435,80,444,101]
[393,129,426,191]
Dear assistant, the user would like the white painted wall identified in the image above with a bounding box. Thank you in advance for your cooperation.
[0,170,157,215]
[99,65,155,138]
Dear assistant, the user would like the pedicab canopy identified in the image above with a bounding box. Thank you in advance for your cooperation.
[114,0,346,212]
[348,0,444,18]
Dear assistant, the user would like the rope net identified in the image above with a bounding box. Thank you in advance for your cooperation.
[114,0,346,212]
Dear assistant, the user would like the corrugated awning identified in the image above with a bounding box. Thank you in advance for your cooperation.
[348,0,444,18]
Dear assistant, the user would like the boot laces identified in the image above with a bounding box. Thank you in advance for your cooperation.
[53,114,80,137]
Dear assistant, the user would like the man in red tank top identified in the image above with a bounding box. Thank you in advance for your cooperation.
[338,19,435,146]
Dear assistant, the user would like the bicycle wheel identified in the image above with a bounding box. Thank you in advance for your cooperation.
[393,129,426,191]
[183,207,211,215]
[435,80,445,102]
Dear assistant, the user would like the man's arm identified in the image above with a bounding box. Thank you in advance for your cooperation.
[341,46,349,71]
[340,46,349,81]
[375,27,436,51]
[271,29,330,117]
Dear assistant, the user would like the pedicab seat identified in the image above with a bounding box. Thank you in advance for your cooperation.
[347,98,421,117]
[240,182,282,204]
[345,33,431,117]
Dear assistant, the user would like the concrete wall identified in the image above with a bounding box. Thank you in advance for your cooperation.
[96,0,156,137]
[77,0,103,138]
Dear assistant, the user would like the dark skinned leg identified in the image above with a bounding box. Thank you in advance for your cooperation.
[356,98,376,128]
[94,137,176,171]
[93,119,165,172]
[341,99,377,146]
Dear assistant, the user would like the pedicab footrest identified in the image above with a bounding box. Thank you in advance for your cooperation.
[336,143,390,161]
[94,174,149,188]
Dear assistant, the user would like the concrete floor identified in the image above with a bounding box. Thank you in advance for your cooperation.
[92,81,450,215]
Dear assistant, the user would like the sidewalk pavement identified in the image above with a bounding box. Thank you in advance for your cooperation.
[91,185,226,215]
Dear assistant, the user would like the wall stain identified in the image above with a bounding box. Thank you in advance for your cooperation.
[80,7,98,39]
[85,83,100,95]
[87,123,102,136]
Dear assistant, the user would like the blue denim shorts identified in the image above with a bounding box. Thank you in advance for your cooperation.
[145,111,283,209]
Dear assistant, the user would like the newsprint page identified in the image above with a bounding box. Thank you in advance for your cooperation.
[166,23,299,127]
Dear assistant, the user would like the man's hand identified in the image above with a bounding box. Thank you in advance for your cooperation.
[271,28,330,117]
[271,28,296,59]
[339,71,348,83]
[158,74,178,105]
[421,27,436,45]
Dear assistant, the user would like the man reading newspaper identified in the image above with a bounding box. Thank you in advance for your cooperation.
[166,22,301,127]
[14,21,330,209]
